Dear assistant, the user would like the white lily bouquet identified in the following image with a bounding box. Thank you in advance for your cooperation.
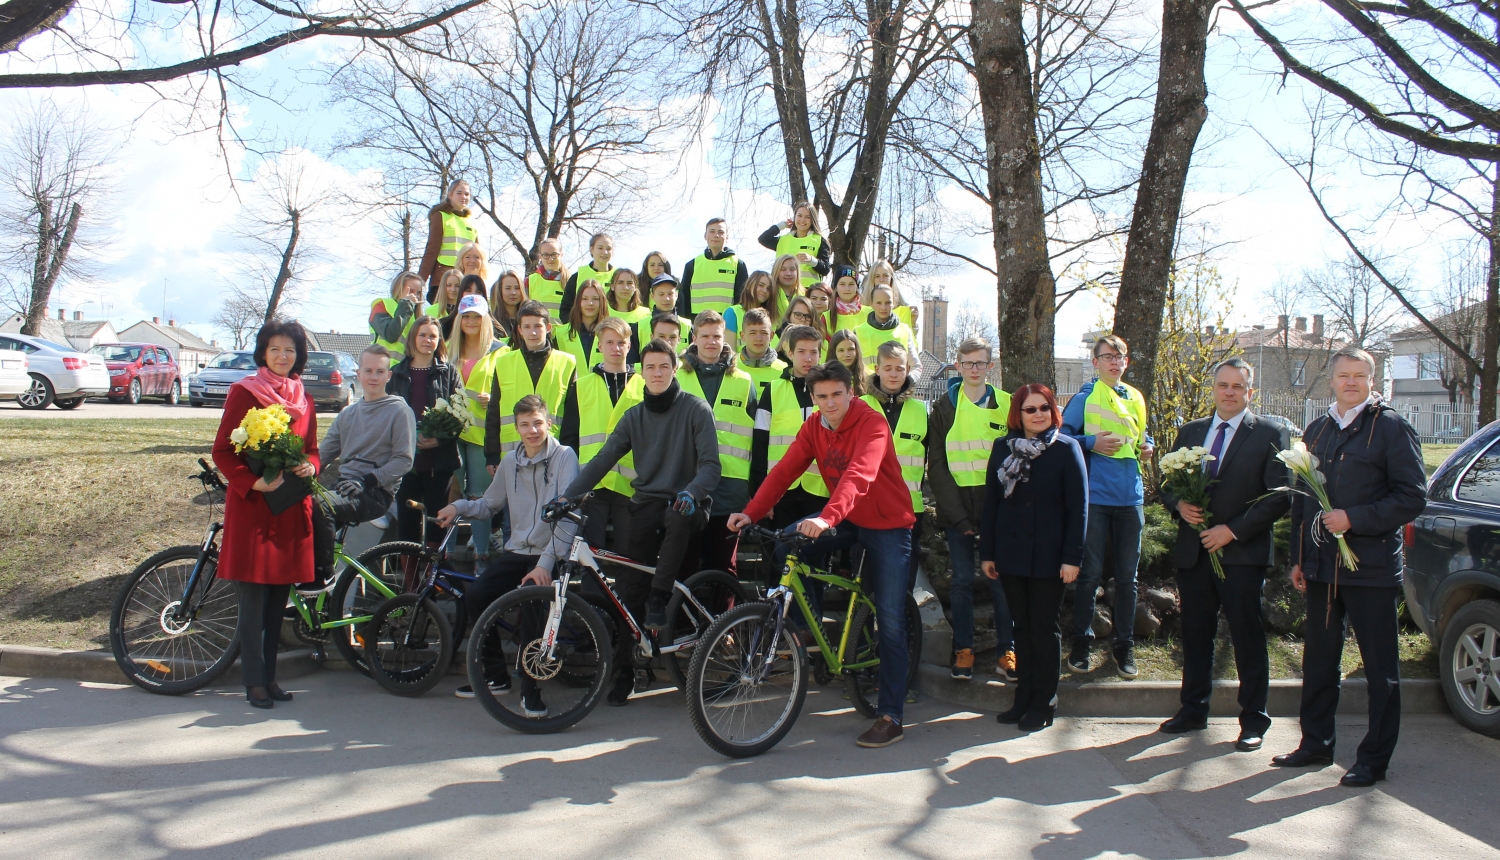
[1159,446,1224,579]
[417,390,475,441]
[1275,440,1359,571]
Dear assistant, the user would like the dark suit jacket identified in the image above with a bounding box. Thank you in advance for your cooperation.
[1159,411,1291,569]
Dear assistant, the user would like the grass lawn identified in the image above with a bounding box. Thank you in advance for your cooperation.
[0,418,223,650]
[1424,443,1460,475]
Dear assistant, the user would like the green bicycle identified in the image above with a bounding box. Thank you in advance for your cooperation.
[685,524,922,757]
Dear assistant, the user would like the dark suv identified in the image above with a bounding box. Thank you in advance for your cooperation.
[1406,420,1500,737]
[303,351,359,412]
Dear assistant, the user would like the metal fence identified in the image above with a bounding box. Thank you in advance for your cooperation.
[1257,392,1479,445]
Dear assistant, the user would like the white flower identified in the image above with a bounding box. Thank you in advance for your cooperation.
[230,427,249,445]
[434,397,449,411]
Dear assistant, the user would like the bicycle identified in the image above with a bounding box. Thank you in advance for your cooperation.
[109,459,419,693]
[684,524,923,758]
[465,494,749,734]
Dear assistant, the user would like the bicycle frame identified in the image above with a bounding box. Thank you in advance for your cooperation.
[287,538,401,632]
[765,546,879,678]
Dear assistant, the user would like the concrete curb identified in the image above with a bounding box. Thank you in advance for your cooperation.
[0,645,322,686]
[915,662,1450,716]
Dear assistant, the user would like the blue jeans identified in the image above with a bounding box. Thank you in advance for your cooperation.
[459,441,494,557]
[776,520,912,724]
[1072,504,1144,647]
[945,528,1013,653]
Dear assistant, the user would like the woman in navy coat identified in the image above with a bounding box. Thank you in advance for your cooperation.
[980,383,1088,731]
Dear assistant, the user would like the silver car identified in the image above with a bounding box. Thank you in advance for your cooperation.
[0,348,28,401]
[0,333,110,410]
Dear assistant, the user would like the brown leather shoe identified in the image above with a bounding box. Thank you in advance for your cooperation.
[856,716,905,748]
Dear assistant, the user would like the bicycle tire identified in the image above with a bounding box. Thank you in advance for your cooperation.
[329,541,421,675]
[845,594,924,718]
[109,545,241,695]
[365,593,454,697]
[686,601,808,758]
[664,569,751,691]
[466,586,612,734]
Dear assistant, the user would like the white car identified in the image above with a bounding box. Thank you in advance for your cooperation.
[0,348,27,400]
[0,333,111,410]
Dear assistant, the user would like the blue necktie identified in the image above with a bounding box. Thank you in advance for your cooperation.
[1206,421,1229,478]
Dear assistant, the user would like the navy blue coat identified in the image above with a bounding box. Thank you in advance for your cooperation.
[979,431,1089,578]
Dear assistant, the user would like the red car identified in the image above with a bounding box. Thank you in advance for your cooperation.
[90,343,183,404]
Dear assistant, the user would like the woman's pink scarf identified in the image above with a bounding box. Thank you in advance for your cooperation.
[236,366,308,419]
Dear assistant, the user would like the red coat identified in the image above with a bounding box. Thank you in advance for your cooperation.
[744,398,916,530]
[211,384,322,584]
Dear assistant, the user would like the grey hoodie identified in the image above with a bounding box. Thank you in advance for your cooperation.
[450,435,579,571]
[320,394,416,493]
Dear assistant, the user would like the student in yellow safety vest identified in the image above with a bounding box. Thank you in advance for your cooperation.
[431,268,464,323]
[678,217,748,318]
[865,258,918,331]
[554,279,612,372]
[861,340,928,587]
[638,272,689,356]
[419,179,479,303]
[771,253,803,320]
[830,328,867,396]
[605,268,651,331]
[854,285,918,373]
[724,270,780,349]
[678,309,759,573]
[807,281,834,336]
[828,265,863,333]
[483,300,578,471]
[560,316,642,555]
[639,250,672,284]
[757,201,831,290]
[559,232,617,320]
[751,325,828,527]
[928,336,1015,683]
[440,274,488,341]
[736,307,787,388]
[779,296,828,363]
[370,271,437,361]
[528,238,569,322]
[449,294,508,563]
[489,268,528,344]
[647,313,690,361]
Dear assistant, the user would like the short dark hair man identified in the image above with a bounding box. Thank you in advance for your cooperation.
[1158,358,1290,751]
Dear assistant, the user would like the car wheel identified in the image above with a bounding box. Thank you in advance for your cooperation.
[1440,598,1500,737]
[54,396,85,410]
[189,397,204,407]
[338,386,353,412]
[124,378,142,405]
[18,374,54,410]
[164,380,180,405]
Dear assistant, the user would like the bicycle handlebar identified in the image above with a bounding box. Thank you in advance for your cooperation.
[542,493,593,523]
[737,523,830,547]
[194,458,226,492]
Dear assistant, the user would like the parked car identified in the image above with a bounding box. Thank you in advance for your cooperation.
[189,351,257,408]
[1406,421,1500,737]
[90,343,182,405]
[0,348,28,401]
[302,351,360,412]
[0,332,110,410]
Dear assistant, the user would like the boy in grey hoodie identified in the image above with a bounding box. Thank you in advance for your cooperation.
[311,345,416,588]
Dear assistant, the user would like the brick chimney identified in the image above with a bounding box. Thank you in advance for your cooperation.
[1294,316,1307,332]
[153,316,160,324]
[168,319,176,327]
[73,311,82,321]
[57,308,65,320]
[1278,314,1289,330]
[1312,314,1324,340]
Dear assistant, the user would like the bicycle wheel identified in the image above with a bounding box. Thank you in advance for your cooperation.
[330,541,420,675]
[365,593,454,697]
[845,594,924,719]
[686,601,808,758]
[109,545,241,694]
[466,586,612,734]
[664,569,751,691]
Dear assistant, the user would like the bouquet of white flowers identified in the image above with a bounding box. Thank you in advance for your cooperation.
[1275,440,1359,571]
[417,390,475,441]
[1159,446,1224,579]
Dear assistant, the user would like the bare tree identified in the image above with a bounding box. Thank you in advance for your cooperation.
[1304,254,1403,350]
[212,289,270,349]
[0,101,112,335]
[1433,247,1486,406]
[229,152,325,324]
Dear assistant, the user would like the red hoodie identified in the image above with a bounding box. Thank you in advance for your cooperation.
[744,398,916,530]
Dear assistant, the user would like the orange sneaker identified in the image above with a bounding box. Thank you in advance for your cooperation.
[951,648,974,680]
[997,650,1018,682]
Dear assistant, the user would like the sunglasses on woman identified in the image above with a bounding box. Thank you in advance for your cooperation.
[1019,405,1050,414]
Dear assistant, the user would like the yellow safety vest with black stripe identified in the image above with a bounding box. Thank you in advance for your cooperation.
[610,304,652,331]
[853,317,916,372]
[635,316,690,355]
[775,231,825,290]
[767,377,828,497]
[862,394,927,512]
[945,388,1011,487]
[689,252,739,316]
[528,271,566,321]
[371,298,440,359]
[739,353,787,388]
[436,210,478,268]
[1082,380,1147,460]
[553,322,603,372]
[576,370,645,495]
[678,365,754,481]
[458,348,506,446]
[574,264,615,295]
[493,348,576,457]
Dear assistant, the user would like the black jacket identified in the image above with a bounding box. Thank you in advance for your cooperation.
[1159,411,1291,569]
[1291,400,1427,587]
[979,432,1088,578]
[386,357,462,473]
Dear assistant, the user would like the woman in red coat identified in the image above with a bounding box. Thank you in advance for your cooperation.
[211,320,321,709]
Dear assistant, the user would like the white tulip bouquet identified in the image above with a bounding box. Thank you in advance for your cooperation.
[1275,440,1359,571]
[1159,446,1224,579]
[417,390,476,441]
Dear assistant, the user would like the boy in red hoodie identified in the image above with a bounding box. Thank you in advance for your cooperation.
[728,360,915,749]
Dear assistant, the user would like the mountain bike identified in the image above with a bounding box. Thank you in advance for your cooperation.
[108,459,415,693]
[684,524,922,758]
[465,494,749,734]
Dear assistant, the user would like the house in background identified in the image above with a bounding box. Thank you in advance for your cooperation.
[119,317,220,371]
[1388,312,1475,410]
[1,311,66,344]
[306,330,375,356]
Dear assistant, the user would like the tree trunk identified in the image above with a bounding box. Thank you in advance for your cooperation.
[970,0,1056,391]
[1481,167,1500,425]
[1110,0,1214,403]
[400,207,413,272]
[22,198,80,337]
[263,209,301,324]
[757,0,809,204]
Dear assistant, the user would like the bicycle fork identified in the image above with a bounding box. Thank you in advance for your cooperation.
[171,523,223,626]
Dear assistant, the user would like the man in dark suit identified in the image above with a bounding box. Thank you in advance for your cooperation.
[1159,358,1290,751]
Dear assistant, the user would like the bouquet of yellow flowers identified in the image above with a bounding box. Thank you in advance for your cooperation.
[230,404,326,515]
[1159,446,1224,579]
[417,390,474,441]
[1275,440,1359,572]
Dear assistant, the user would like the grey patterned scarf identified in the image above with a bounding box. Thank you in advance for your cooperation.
[999,428,1058,497]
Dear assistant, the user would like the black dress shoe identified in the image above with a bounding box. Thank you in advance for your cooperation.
[1270,747,1334,768]
[996,701,1027,724]
[1235,733,1263,752]
[1340,764,1386,787]
[1017,707,1055,731]
[246,687,274,709]
[266,684,293,702]
[1159,713,1207,734]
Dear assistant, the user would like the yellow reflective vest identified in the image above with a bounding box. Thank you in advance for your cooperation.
[862,394,928,512]
[945,387,1012,488]
[1082,380,1148,460]
[529,271,566,322]
[853,316,916,372]
[688,252,739,317]
[371,298,439,359]
[635,315,690,356]
[458,347,506,446]
[576,370,644,495]
[493,348,576,458]
[738,352,788,388]
[775,231,825,290]
[554,322,603,372]
[677,364,754,481]
[766,377,828,497]
[436,210,477,268]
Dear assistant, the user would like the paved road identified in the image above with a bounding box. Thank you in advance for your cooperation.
[0,400,223,419]
[2,671,1496,859]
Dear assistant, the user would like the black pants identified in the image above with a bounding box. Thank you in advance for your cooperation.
[397,470,452,545]
[235,581,291,688]
[771,486,826,530]
[1176,558,1271,735]
[694,514,739,574]
[619,497,708,620]
[312,481,394,579]
[1000,574,1066,713]
[584,488,632,554]
[1300,582,1402,770]
[469,553,540,684]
